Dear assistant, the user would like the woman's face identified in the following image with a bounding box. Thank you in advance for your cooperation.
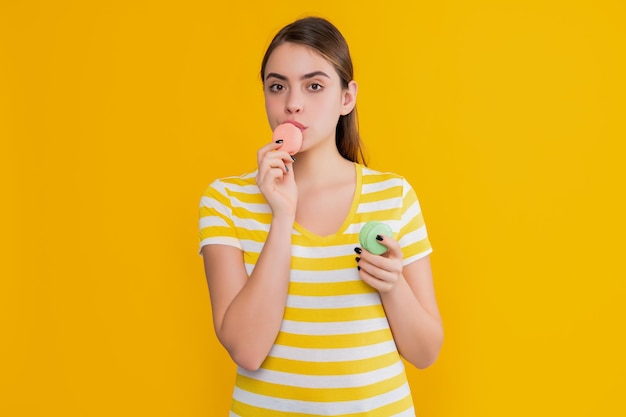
[263,42,356,153]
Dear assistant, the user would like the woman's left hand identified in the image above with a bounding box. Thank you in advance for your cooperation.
[355,235,404,293]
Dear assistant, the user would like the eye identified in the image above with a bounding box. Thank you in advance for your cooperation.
[268,83,284,93]
[308,83,323,92]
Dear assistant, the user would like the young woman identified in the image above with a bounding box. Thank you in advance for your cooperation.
[199,16,443,417]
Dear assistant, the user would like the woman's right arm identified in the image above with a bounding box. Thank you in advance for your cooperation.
[202,142,296,371]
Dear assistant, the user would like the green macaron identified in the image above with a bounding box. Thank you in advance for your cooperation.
[359,221,393,255]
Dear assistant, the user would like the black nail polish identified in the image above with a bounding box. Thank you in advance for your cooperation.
[355,256,360,262]
[376,235,383,241]
[357,266,361,271]
[275,139,284,144]
[354,247,362,254]
[291,155,296,161]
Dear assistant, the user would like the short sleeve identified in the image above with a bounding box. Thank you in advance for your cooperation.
[198,180,242,253]
[398,179,433,266]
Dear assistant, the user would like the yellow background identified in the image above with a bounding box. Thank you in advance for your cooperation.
[2,0,625,415]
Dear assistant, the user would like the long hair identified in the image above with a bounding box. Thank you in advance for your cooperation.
[260,17,367,165]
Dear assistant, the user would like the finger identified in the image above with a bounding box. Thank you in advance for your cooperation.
[259,166,286,184]
[358,267,395,292]
[267,157,292,174]
[374,234,403,261]
[260,149,295,172]
[257,140,287,165]
[355,247,402,286]
[258,158,291,178]
[358,259,397,283]
[357,244,399,272]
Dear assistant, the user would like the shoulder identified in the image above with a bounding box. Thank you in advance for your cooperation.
[359,164,413,192]
[200,170,263,214]
[202,170,259,197]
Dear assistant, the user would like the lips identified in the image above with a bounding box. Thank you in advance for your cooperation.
[284,120,305,130]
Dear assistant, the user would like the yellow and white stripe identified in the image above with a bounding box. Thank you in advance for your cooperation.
[199,164,432,416]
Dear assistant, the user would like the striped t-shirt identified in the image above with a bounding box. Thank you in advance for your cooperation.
[199,163,432,417]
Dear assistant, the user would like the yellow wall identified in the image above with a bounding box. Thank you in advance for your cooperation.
[2,1,625,415]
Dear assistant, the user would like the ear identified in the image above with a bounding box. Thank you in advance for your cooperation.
[340,80,358,116]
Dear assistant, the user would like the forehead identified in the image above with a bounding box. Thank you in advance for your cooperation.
[265,42,337,79]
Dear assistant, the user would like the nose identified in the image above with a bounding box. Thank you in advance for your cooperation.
[285,90,302,114]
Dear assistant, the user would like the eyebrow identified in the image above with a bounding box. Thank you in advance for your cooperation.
[265,71,331,82]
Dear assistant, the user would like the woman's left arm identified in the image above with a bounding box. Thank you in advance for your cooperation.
[357,237,443,369]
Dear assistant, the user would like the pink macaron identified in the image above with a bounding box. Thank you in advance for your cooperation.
[273,123,303,155]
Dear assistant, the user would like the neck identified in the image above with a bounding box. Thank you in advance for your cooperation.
[292,142,354,187]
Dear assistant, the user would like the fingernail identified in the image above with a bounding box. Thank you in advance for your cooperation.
[275,139,284,144]
[357,266,361,271]
[376,235,383,241]
[355,256,360,262]
[354,247,362,254]
[285,165,289,173]
[291,155,296,161]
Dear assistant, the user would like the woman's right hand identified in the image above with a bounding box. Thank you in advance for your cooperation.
[256,141,297,218]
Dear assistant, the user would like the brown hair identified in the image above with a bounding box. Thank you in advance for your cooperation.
[260,17,366,165]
